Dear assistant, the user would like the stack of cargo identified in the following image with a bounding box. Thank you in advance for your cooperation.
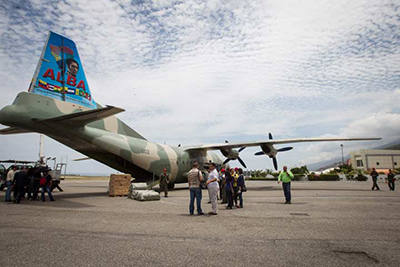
[109,174,131,197]
[128,183,160,201]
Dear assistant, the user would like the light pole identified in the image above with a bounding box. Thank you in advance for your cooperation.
[340,144,344,165]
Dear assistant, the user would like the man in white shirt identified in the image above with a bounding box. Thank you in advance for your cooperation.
[206,162,219,215]
[5,166,17,202]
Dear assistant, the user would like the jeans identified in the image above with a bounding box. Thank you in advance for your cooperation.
[388,180,395,191]
[189,187,202,214]
[233,187,238,205]
[14,185,25,204]
[5,180,12,201]
[372,177,380,190]
[238,191,243,207]
[41,186,54,201]
[226,187,233,208]
[283,182,291,202]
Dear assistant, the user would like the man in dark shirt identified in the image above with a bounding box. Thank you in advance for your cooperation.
[13,168,28,204]
[41,169,55,202]
[370,168,380,190]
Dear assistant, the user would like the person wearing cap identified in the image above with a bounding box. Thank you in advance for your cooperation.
[206,163,219,215]
[159,169,170,197]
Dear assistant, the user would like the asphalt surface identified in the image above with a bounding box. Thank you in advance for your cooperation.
[0,180,399,267]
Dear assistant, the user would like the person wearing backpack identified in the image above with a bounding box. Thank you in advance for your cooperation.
[41,169,55,202]
[187,162,204,215]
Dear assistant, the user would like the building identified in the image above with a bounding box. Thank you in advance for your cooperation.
[350,149,400,171]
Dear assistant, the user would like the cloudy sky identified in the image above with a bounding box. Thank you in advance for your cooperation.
[0,0,399,174]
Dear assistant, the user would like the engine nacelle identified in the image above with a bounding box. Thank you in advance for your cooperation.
[260,144,277,158]
[220,148,239,159]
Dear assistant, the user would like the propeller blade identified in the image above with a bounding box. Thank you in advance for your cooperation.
[238,147,246,152]
[272,157,278,170]
[269,132,273,140]
[238,157,247,168]
[223,158,231,165]
[277,147,293,152]
[254,151,264,156]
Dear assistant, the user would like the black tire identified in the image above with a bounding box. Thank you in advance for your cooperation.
[0,185,4,191]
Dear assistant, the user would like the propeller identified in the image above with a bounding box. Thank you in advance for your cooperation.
[254,132,293,170]
[221,143,247,168]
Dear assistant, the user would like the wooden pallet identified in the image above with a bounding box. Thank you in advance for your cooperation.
[109,194,128,197]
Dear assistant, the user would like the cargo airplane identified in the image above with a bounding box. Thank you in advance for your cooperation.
[0,32,380,187]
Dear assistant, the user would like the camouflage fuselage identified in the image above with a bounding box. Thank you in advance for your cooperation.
[0,92,222,183]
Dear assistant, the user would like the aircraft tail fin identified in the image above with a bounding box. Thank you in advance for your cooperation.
[28,31,96,109]
[36,105,125,126]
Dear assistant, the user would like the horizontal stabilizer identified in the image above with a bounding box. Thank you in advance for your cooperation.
[36,105,125,126]
[73,157,91,161]
[0,127,32,135]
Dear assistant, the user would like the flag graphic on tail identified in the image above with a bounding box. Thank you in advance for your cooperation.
[29,31,95,109]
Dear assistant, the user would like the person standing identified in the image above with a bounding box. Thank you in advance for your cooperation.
[225,169,234,209]
[370,168,380,190]
[231,168,239,207]
[12,167,28,204]
[387,169,395,191]
[159,169,170,197]
[278,166,294,204]
[220,169,227,204]
[5,166,16,202]
[41,169,55,202]
[206,163,219,215]
[237,168,245,208]
[31,167,42,201]
[187,162,204,215]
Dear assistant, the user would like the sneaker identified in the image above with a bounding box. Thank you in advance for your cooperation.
[288,201,292,204]
[198,212,204,215]
[208,212,217,215]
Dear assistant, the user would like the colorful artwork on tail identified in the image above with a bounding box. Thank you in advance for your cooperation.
[29,31,95,109]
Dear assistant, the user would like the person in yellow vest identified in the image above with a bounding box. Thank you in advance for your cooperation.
[231,168,239,207]
[278,166,294,204]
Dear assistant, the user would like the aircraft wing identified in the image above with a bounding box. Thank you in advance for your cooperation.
[0,127,32,135]
[184,137,381,152]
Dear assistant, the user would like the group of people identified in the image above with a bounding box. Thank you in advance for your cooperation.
[370,168,396,191]
[4,166,55,204]
[187,162,246,216]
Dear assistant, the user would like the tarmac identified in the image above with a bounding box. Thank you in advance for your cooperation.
[0,179,399,267]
